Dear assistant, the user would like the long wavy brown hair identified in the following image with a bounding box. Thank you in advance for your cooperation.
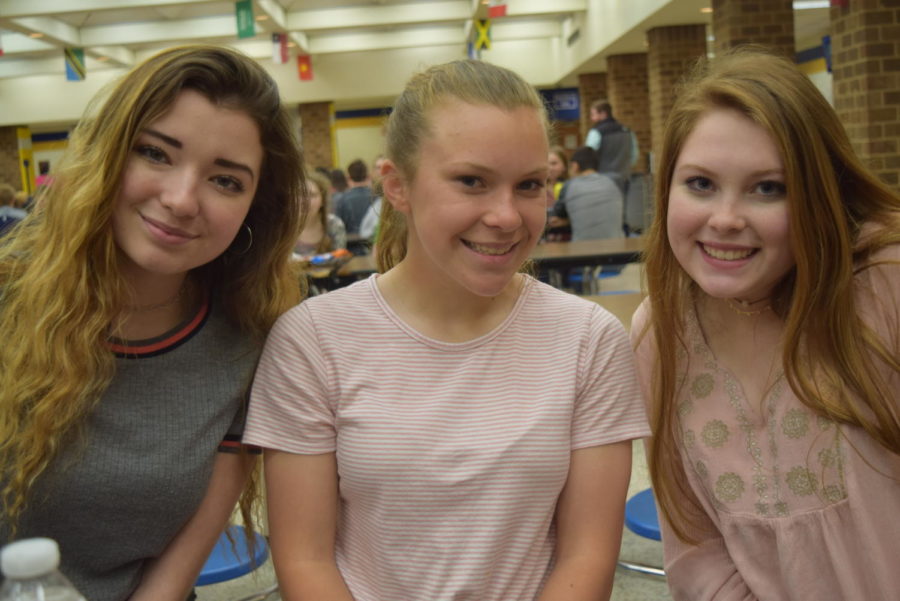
[640,46,900,543]
[0,45,306,538]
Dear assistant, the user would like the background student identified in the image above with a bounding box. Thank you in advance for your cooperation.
[633,46,900,600]
[244,58,649,601]
[0,45,305,601]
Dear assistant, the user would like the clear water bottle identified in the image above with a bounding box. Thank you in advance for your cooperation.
[0,538,87,601]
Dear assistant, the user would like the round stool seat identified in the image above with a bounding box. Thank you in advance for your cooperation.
[196,525,269,586]
[624,488,661,541]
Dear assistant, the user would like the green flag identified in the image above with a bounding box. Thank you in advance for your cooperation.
[235,0,255,39]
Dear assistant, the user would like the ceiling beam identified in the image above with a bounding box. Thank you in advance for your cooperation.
[0,0,221,18]
[285,1,470,31]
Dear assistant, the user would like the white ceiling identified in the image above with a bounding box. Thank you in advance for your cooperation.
[0,0,829,123]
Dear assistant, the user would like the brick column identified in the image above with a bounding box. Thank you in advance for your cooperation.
[831,1,900,189]
[606,53,651,173]
[711,0,794,56]
[0,126,22,190]
[647,25,708,172]
[298,101,335,169]
[577,72,607,144]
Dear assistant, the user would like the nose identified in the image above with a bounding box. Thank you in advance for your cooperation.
[707,196,746,232]
[159,171,201,218]
[482,188,523,231]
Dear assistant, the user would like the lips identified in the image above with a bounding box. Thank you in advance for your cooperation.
[462,240,516,256]
[701,243,755,261]
[142,215,196,241]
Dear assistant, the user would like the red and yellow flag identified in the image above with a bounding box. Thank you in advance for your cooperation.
[297,54,313,81]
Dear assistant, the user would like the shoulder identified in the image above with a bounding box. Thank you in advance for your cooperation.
[272,277,378,338]
[521,278,624,335]
[855,240,900,345]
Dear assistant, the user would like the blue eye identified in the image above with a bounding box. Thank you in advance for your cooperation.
[756,180,787,197]
[518,179,545,193]
[685,176,713,192]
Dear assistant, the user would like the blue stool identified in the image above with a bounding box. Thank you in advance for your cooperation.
[625,488,661,541]
[618,488,665,577]
[196,525,277,599]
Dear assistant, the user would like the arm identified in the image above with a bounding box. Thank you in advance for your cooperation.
[537,441,633,601]
[264,449,354,601]
[129,452,254,601]
[630,301,758,601]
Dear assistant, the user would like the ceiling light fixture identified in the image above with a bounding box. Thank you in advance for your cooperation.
[700,7,713,13]
[793,0,829,8]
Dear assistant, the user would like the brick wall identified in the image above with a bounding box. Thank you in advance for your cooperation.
[577,72,607,144]
[0,127,22,191]
[831,1,900,189]
[298,101,334,169]
[711,0,794,56]
[606,53,651,173]
[647,25,708,170]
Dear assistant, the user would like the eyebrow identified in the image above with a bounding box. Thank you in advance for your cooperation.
[144,128,257,182]
[675,163,784,178]
[455,161,549,176]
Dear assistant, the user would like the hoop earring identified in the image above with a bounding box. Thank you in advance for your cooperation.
[231,223,253,255]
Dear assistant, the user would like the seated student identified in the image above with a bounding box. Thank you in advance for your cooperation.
[329,168,349,209]
[244,58,649,601]
[0,183,26,236]
[549,146,623,241]
[295,169,347,256]
[0,45,305,601]
[333,158,374,236]
[633,46,900,600]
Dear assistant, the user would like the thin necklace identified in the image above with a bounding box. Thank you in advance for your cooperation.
[726,297,771,317]
[123,283,186,313]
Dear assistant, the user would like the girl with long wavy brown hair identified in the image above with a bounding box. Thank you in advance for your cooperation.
[0,45,305,601]
[633,46,900,600]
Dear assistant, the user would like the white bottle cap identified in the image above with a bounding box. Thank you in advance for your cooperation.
[1,537,61,579]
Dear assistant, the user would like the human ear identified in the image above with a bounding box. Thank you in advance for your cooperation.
[380,159,411,215]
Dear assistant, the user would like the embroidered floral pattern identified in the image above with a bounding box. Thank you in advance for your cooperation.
[715,472,745,503]
[701,419,730,448]
[696,460,708,479]
[692,373,714,398]
[824,484,845,503]
[786,466,818,497]
[818,448,838,468]
[680,302,849,519]
[781,409,809,439]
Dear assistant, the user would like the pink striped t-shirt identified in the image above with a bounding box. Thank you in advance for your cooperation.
[244,274,650,601]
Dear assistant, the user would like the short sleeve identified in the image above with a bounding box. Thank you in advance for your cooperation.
[218,397,262,455]
[571,304,650,449]
[243,304,337,454]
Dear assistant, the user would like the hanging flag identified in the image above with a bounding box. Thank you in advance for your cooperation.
[272,33,288,64]
[297,54,313,81]
[488,1,507,18]
[64,48,86,81]
[474,19,491,51]
[235,0,255,39]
